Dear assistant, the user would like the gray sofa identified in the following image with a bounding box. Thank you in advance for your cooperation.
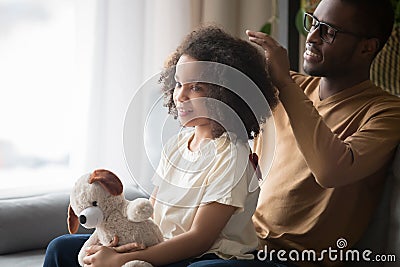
[0,146,399,267]
[351,145,400,266]
[0,186,146,267]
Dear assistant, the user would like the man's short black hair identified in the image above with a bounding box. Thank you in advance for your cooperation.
[340,0,394,52]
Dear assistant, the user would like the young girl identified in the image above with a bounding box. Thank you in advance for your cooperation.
[44,25,278,267]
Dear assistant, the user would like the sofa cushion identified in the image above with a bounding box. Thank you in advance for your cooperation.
[0,185,146,255]
[350,173,391,266]
[350,145,400,266]
[0,192,72,255]
[385,145,400,267]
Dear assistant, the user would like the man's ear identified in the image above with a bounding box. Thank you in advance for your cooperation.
[361,38,380,56]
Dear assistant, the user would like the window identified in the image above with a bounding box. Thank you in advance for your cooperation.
[0,0,77,195]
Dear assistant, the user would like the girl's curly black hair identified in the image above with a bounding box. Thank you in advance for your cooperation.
[160,25,278,141]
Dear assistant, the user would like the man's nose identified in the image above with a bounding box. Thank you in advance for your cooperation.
[306,26,322,44]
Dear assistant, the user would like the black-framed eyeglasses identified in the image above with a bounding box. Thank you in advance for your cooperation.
[303,12,365,44]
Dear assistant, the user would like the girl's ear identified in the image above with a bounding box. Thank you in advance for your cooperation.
[89,169,123,196]
[67,204,79,234]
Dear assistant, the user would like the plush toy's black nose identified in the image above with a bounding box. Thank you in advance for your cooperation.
[79,215,87,224]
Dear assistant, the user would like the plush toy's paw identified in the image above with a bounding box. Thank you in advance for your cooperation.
[122,260,153,267]
[127,198,153,222]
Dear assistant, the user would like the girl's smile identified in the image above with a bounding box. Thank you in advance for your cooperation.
[173,54,211,129]
[176,105,193,117]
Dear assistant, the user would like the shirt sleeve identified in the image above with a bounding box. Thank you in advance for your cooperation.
[278,79,400,188]
[200,141,253,213]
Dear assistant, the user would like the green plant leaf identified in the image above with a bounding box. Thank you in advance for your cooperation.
[391,0,400,24]
[295,8,307,36]
[260,22,272,35]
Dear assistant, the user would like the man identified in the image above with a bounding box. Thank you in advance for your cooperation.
[247,0,400,266]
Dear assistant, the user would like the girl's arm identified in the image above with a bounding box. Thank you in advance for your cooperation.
[83,202,236,267]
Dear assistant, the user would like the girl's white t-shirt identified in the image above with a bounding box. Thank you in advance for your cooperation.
[153,130,260,260]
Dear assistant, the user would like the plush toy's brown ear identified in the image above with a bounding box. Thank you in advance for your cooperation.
[67,204,79,234]
[89,169,123,196]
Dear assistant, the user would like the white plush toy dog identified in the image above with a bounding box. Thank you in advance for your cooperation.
[68,169,163,267]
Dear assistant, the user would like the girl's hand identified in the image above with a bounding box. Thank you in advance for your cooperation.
[106,235,147,253]
[83,236,146,266]
[83,245,121,267]
[246,30,294,90]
